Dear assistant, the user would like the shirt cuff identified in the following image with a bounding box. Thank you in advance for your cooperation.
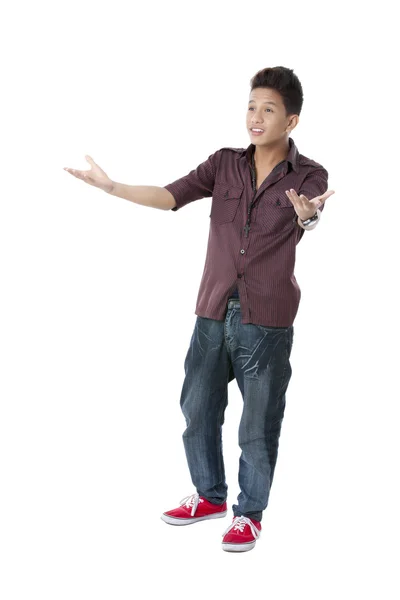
[297,208,321,230]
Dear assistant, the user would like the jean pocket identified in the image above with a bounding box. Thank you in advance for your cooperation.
[256,324,289,333]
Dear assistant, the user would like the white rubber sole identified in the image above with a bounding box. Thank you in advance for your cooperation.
[222,540,256,552]
[161,510,228,526]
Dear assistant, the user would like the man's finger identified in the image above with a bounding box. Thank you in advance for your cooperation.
[299,194,310,205]
[319,190,335,200]
[85,155,97,167]
[285,189,303,205]
[66,168,86,180]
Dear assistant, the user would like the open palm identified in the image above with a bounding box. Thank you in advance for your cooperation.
[285,188,335,221]
[63,155,114,193]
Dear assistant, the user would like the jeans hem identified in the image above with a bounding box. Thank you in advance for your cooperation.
[232,509,263,523]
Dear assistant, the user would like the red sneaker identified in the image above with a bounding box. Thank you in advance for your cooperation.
[161,493,227,525]
[221,516,262,552]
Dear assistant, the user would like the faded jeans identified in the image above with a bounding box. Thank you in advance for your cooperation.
[179,298,294,522]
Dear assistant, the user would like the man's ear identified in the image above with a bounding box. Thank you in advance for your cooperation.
[287,114,299,133]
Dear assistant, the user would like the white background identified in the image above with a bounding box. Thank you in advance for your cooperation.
[1,0,399,598]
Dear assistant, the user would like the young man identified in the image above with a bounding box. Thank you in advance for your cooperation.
[64,66,335,553]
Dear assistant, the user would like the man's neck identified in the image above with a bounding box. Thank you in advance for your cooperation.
[254,137,290,170]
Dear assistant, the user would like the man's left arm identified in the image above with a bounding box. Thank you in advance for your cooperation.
[286,167,334,231]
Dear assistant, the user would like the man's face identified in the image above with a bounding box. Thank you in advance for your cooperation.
[247,87,297,145]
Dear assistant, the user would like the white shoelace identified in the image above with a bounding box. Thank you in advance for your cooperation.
[179,493,204,516]
[222,516,261,539]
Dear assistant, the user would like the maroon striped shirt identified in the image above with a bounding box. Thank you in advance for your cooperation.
[163,137,329,327]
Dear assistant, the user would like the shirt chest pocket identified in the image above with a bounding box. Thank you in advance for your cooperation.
[256,192,296,234]
[209,182,244,224]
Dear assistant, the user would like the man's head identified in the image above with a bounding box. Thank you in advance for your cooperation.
[247,66,303,147]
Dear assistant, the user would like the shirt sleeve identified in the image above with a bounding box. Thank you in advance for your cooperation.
[295,166,329,242]
[163,149,221,212]
[299,166,329,215]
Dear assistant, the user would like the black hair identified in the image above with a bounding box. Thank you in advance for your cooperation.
[250,66,303,117]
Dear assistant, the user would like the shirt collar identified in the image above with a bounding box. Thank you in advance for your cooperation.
[239,136,300,174]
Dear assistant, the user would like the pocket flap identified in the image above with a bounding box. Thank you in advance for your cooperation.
[272,192,295,209]
[213,182,244,200]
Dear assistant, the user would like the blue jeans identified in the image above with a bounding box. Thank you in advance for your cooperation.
[179,298,294,522]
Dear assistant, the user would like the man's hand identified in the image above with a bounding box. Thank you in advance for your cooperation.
[63,156,115,193]
[285,188,335,221]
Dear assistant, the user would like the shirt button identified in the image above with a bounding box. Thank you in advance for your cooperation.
[237,274,242,279]
[240,249,245,254]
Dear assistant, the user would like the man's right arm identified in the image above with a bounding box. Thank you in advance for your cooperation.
[64,148,228,213]
[107,183,176,211]
[105,148,221,211]
[64,156,176,209]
